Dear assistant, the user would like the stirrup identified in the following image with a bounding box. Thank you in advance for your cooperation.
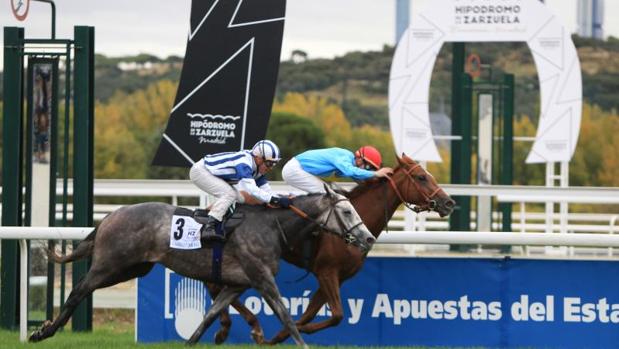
[200,218,224,243]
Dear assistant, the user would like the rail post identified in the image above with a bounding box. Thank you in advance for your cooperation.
[1,26,25,330]
[71,25,95,332]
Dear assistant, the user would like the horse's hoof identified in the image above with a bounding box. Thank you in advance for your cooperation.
[214,330,228,345]
[28,331,42,342]
[29,320,53,342]
[29,329,45,342]
[250,329,265,344]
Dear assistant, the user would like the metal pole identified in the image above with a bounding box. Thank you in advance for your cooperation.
[1,26,25,330]
[395,0,410,44]
[71,25,95,332]
[545,162,555,235]
[501,75,514,233]
[449,43,472,238]
[32,0,56,39]
[19,240,28,342]
[60,41,72,311]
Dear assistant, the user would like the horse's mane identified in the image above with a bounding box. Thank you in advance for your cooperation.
[333,176,394,200]
[290,193,323,204]
[333,160,413,200]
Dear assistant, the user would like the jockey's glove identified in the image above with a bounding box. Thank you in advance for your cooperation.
[269,195,291,208]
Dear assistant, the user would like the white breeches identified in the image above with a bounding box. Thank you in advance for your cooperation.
[189,162,242,221]
[281,157,327,194]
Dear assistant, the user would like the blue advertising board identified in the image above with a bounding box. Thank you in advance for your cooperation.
[137,257,619,348]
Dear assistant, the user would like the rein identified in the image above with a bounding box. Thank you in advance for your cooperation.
[288,199,364,245]
[385,162,442,213]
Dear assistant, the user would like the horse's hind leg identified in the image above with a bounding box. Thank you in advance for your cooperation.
[207,282,264,345]
[29,262,153,342]
[206,283,234,345]
[186,285,247,346]
[205,283,227,344]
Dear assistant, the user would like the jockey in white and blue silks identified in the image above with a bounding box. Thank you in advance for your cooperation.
[282,146,394,194]
[190,140,291,242]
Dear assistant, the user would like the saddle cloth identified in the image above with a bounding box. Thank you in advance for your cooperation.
[169,206,244,250]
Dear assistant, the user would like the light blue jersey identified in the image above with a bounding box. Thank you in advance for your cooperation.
[295,148,375,180]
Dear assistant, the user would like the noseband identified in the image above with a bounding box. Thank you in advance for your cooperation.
[385,163,442,213]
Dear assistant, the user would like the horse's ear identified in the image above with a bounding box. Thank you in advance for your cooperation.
[396,153,406,166]
[324,183,335,197]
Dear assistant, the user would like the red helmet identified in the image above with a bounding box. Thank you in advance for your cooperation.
[355,146,382,170]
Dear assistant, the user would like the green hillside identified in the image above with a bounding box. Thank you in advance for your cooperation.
[1,35,617,127]
[0,36,617,189]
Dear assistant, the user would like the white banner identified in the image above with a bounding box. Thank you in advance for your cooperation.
[389,0,582,163]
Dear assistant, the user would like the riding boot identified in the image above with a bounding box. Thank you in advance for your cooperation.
[200,216,225,244]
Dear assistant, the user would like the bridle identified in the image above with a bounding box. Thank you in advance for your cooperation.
[385,162,442,213]
[288,198,365,246]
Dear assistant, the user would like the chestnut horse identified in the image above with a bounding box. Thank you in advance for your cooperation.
[205,154,455,344]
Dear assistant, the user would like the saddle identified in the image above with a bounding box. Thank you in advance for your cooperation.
[173,206,245,243]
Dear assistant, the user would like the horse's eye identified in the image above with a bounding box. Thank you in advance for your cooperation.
[344,210,352,215]
[418,175,427,181]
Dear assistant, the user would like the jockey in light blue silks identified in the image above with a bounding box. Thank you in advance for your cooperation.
[282,146,394,194]
[190,140,291,243]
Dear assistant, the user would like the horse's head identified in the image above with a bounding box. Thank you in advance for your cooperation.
[389,154,455,217]
[313,184,376,253]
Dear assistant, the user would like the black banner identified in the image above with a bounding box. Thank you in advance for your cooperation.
[152,0,287,167]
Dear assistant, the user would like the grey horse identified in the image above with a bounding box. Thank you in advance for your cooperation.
[29,185,375,346]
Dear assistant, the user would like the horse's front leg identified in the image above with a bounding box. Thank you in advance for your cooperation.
[186,285,246,346]
[212,297,265,344]
[295,272,344,334]
[266,287,328,344]
[231,299,265,344]
[256,275,308,349]
[268,271,345,345]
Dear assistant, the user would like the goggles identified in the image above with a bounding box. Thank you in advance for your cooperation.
[361,162,375,170]
[263,159,279,168]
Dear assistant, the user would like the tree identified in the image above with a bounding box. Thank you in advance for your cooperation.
[427,148,451,184]
[94,80,185,179]
[571,103,619,187]
[273,93,352,147]
[265,112,326,180]
[290,50,308,63]
[510,115,544,185]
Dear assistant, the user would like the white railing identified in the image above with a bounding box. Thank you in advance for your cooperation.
[5,229,619,318]
[0,227,94,342]
[4,179,618,202]
[376,231,619,247]
[4,180,618,240]
[11,179,614,201]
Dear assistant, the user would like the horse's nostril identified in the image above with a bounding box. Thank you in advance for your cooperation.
[367,237,376,245]
[446,199,455,208]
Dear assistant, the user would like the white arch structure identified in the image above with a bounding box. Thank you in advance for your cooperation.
[389,0,582,163]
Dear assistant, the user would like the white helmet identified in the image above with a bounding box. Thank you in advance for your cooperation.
[251,140,281,161]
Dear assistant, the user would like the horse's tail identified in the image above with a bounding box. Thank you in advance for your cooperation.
[47,227,98,264]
